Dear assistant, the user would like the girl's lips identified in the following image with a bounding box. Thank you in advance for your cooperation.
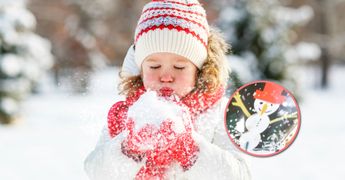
[159,87,174,97]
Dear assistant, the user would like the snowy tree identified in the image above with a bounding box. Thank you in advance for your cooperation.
[27,0,148,93]
[216,0,317,94]
[0,0,53,124]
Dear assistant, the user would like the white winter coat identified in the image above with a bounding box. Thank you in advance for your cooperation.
[84,98,251,180]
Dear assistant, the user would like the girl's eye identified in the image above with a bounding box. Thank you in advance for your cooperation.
[150,65,161,69]
[174,66,185,70]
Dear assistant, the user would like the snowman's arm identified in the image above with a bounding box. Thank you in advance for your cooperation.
[232,92,251,118]
[270,112,298,124]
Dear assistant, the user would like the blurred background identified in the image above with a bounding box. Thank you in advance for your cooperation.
[0,0,344,179]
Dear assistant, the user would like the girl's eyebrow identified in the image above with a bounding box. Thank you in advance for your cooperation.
[175,59,189,63]
[145,59,158,62]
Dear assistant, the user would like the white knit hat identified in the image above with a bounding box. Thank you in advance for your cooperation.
[134,0,209,70]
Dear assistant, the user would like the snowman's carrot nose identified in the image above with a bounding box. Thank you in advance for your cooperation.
[260,103,268,116]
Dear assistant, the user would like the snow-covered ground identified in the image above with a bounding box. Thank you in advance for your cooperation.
[0,69,122,180]
[0,65,344,180]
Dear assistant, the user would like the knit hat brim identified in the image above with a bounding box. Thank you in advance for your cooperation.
[135,28,208,69]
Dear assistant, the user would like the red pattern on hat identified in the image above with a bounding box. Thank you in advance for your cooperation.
[152,0,201,7]
[135,24,207,49]
[138,14,208,32]
[143,7,206,17]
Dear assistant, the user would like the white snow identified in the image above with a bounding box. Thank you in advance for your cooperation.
[272,5,314,25]
[128,91,187,133]
[0,97,19,115]
[285,42,321,63]
[0,68,121,180]
[0,0,53,81]
[0,0,36,44]
[227,53,261,83]
[219,6,246,23]
[0,54,23,77]
[0,64,345,180]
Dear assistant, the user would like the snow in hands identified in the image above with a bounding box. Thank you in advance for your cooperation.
[128,90,191,135]
[121,90,198,178]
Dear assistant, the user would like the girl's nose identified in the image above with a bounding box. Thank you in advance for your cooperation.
[160,73,174,83]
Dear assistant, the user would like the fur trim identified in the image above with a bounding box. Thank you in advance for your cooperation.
[207,27,231,87]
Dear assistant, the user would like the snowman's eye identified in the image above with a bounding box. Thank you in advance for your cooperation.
[260,102,263,104]
[271,104,273,106]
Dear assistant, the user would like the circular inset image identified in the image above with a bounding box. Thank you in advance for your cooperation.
[225,81,301,157]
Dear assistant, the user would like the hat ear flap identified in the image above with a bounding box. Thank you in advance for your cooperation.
[120,45,140,78]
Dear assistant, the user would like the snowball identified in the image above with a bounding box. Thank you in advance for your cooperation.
[127,91,190,133]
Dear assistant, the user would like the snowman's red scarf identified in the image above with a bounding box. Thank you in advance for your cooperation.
[107,86,224,179]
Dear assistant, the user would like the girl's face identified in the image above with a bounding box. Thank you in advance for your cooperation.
[142,52,198,97]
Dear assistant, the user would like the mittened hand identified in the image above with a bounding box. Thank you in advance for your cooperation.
[135,132,199,179]
[171,133,199,170]
[121,140,145,162]
[124,91,193,153]
[121,118,200,167]
[120,90,199,173]
[121,119,161,161]
[158,120,199,171]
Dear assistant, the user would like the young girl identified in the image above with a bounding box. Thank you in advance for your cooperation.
[84,0,251,179]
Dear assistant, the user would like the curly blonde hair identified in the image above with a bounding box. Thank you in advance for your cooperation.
[119,27,230,97]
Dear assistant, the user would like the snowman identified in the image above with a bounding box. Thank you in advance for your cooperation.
[238,82,286,151]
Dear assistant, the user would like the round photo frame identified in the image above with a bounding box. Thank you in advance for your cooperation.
[225,80,301,157]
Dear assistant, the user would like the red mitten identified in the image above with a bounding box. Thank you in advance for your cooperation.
[135,149,173,180]
[124,122,161,150]
[108,101,128,138]
[130,120,173,179]
[159,116,199,170]
[121,118,162,162]
[121,141,144,162]
[108,85,146,138]
[171,133,199,171]
[135,120,199,179]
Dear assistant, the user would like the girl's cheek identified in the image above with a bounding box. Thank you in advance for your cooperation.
[144,73,157,83]
[142,73,158,89]
[179,73,196,86]
[142,70,152,80]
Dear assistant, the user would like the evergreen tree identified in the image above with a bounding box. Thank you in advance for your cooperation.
[0,0,53,124]
[217,0,313,94]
